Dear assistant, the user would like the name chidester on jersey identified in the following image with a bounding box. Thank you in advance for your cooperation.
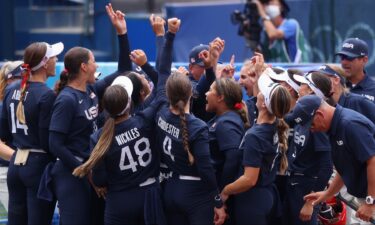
[158,117,180,138]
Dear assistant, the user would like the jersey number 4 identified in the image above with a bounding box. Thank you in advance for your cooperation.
[119,137,152,172]
[10,102,28,135]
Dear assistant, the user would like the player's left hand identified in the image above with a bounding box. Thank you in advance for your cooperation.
[214,206,227,225]
[299,200,314,221]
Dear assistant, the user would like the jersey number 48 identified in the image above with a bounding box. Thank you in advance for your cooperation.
[119,137,152,172]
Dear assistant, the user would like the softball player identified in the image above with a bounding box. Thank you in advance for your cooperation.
[73,79,165,225]
[72,16,181,225]
[47,5,130,224]
[221,67,292,225]
[0,61,23,162]
[150,17,226,225]
[205,77,250,224]
[0,41,63,225]
[282,72,333,224]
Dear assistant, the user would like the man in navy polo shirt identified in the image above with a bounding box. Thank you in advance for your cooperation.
[290,95,375,222]
[336,38,375,103]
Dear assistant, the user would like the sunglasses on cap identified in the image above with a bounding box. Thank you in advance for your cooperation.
[339,55,361,61]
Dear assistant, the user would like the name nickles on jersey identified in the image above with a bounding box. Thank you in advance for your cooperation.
[11,90,29,101]
[157,117,180,138]
[115,128,140,146]
[84,104,98,120]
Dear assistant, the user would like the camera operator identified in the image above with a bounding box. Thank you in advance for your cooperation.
[251,0,310,63]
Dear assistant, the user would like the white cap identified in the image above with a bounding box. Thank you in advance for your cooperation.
[111,76,134,116]
[258,68,281,114]
[31,42,64,71]
[268,67,300,92]
[293,73,325,99]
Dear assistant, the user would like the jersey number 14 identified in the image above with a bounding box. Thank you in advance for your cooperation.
[10,102,28,135]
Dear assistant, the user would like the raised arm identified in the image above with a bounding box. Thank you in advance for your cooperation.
[106,3,131,72]
[157,17,181,91]
[149,14,166,72]
[130,49,158,85]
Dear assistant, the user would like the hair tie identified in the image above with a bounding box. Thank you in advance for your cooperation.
[21,63,30,70]
[234,102,242,110]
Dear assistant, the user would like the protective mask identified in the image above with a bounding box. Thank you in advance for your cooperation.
[265,5,281,19]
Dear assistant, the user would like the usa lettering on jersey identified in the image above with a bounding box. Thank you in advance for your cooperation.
[157,117,180,138]
[115,128,141,146]
[294,131,306,146]
[84,104,98,120]
[362,94,375,102]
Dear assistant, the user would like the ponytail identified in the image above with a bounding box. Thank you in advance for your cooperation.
[73,117,115,177]
[277,119,289,175]
[54,69,69,95]
[176,100,194,165]
[234,101,250,129]
[16,64,31,124]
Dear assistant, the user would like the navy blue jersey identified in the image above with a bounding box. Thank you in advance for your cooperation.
[338,92,375,124]
[289,124,331,176]
[208,111,246,189]
[1,80,55,151]
[49,70,124,166]
[50,85,99,160]
[284,110,296,173]
[245,97,258,128]
[328,105,375,198]
[156,106,217,191]
[241,122,280,186]
[92,104,161,192]
[347,74,375,103]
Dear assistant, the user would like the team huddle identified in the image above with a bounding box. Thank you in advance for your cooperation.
[0,3,374,225]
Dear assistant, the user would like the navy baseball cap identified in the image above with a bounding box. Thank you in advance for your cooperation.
[189,44,209,66]
[3,61,23,80]
[290,95,322,125]
[335,38,368,58]
[314,64,346,86]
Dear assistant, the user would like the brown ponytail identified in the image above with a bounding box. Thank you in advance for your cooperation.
[166,72,195,165]
[54,70,69,95]
[16,64,31,124]
[73,85,129,177]
[176,100,194,165]
[234,101,250,129]
[270,86,292,175]
[73,117,116,177]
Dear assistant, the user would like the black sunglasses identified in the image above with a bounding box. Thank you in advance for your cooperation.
[339,55,361,61]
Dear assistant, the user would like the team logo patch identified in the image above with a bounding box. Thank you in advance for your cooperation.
[342,43,354,49]
[336,140,344,146]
